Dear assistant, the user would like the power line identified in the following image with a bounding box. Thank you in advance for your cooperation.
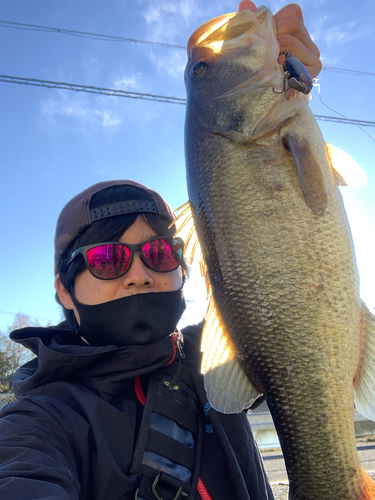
[0,19,186,49]
[314,115,375,127]
[1,20,374,79]
[1,74,375,128]
[0,75,187,105]
[323,66,375,77]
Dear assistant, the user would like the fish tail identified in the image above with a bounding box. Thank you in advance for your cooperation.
[359,468,375,499]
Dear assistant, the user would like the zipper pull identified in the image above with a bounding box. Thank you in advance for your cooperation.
[174,332,185,359]
[167,333,185,392]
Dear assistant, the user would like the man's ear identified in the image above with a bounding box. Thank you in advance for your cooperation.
[55,274,74,310]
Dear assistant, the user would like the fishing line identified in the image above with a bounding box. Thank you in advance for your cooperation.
[314,80,375,144]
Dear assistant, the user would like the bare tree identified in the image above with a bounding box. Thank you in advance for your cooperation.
[0,313,49,393]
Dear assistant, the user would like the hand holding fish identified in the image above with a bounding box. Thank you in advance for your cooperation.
[238,1,322,78]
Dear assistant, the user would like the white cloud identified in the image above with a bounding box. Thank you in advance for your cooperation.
[325,25,353,47]
[139,0,207,81]
[320,55,339,67]
[149,49,187,80]
[144,0,196,28]
[41,91,122,131]
[309,15,328,43]
[113,73,143,90]
[142,0,200,44]
[317,20,373,48]
[39,68,164,133]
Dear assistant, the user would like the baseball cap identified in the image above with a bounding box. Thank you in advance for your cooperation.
[54,180,176,270]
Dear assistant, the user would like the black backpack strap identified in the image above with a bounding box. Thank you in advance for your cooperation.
[131,359,203,500]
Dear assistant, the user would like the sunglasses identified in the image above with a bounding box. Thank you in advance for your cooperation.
[66,236,185,280]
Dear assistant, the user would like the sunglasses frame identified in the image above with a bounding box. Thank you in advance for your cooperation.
[66,235,185,280]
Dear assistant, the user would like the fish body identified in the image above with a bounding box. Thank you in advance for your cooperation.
[182,6,375,499]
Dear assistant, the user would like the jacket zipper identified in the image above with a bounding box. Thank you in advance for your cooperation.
[164,332,185,366]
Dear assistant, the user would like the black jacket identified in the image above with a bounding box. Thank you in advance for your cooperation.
[0,322,274,500]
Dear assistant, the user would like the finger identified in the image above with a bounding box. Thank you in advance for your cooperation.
[238,0,257,12]
[277,35,323,78]
[276,15,320,58]
[274,3,304,24]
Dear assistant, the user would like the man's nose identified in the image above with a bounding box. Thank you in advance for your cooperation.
[121,252,154,288]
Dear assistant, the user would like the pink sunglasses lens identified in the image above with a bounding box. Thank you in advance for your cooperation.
[142,238,183,271]
[86,244,131,279]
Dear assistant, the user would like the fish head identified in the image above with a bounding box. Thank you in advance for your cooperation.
[185,6,309,142]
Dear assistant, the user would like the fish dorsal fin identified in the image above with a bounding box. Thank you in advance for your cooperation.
[354,302,375,422]
[283,133,328,216]
[326,143,367,187]
[202,296,262,413]
[173,201,200,265]
[173,202,261,413]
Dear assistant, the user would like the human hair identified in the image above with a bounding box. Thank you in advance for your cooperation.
[56,185,188,332]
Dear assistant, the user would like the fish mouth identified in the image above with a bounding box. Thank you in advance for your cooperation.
[187,6,273,55]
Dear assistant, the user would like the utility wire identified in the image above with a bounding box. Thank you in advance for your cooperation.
[322,66,375,77]
[0,75,187,105]
[314,115,375,127]
[1,74,375,128]
[0,19,186,49]
[1,20,374,78]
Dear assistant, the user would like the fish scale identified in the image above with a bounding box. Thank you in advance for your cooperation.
[181,6,375,499]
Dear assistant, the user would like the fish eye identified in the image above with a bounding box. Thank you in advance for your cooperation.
[192,61,209,77]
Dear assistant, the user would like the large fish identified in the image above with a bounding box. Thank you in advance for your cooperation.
[177,5,375,500]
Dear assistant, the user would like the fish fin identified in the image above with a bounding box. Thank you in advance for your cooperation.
[173,201,201,264]
[202,296,262,413]
[326,143,368,187]
[174,203,261,412]
[173,201,211,295]
[283,134,328,216]
[354,301,375,422]
[360,468,375,498]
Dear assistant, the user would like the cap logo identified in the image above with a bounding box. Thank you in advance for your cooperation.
[90,200,158,221]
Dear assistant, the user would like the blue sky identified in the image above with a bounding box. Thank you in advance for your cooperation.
[0,0,374,332]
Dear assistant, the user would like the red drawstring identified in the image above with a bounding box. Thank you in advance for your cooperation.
[135,376,146,405]
[163,332,178,366]
[198,478,213,500]
[135,333,178,404]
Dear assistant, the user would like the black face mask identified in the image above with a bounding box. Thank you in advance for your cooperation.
[71,289,186,347]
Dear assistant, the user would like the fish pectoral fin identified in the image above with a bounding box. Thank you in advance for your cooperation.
[326,143,367,187]
[283,134,328,216]
[202,296,262,413]
[354,302,375,422]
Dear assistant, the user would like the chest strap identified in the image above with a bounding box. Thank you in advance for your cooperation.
[131,360,203,500]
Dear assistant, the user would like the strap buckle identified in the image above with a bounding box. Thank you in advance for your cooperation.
[152,473,187,500]
[134,473,188,500]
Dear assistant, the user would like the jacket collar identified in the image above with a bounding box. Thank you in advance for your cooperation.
[10,323,180,398]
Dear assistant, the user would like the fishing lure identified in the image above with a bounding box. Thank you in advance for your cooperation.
[274,49,313,96]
